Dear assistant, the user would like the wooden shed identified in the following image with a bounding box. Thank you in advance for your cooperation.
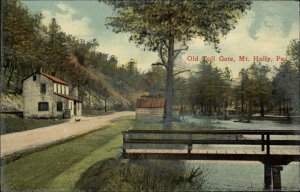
[136,98,165,122]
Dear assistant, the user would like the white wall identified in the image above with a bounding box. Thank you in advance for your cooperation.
[136,108,164,122]
[23,74,72,118]
[23,74,55,118]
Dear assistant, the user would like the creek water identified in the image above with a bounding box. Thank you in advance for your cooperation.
[182,116,300,191]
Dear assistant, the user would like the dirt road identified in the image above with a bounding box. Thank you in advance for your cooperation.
[0,111,135,158]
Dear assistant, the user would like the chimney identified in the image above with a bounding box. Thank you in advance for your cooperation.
[36,67,42,74]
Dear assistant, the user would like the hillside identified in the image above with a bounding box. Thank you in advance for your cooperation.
[2,0,147,113]
[0,93,22,113]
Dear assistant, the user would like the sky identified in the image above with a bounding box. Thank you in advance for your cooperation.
[22,0,299,77]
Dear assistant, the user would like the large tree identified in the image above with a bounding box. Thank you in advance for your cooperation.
[272,61,297,117]
[286,39,300,114]
[100,0,251,128]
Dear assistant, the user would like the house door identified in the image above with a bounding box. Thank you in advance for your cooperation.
[74,101,77,116]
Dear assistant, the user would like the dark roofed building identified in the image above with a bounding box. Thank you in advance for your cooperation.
[136,98,165,122]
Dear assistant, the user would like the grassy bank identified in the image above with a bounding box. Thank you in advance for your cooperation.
[1,117,134,191]
[1,117,211,191]
[0,114,67,135]
[75,158,206,192]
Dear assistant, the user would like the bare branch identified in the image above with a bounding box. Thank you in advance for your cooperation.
[174,69,191,76]
[158,39,168,65]
[159,45,167,66]
[174,45,189,59]
[152,62,166,68]
[174,45,189,53]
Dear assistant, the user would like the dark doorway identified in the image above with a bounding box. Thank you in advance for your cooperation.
[74,101,77,116]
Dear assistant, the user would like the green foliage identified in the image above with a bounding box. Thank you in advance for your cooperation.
[143,65,166,97]
[3,0,43,91]
[75,158,206,192]
[101,0,251,52]
[189,60,232,116]
[286,39,299,70]
[272,61,298,116]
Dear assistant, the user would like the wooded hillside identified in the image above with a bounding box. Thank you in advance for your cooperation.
[1,0,148,111]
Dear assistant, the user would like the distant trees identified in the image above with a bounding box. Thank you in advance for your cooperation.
[246,63,272,117]
[188,58,300,120]
[286,39,299,114]
[272,62,296,117]
[189,60,233,117]
[144,66,166,97]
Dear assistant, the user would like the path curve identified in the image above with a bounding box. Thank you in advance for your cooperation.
[0,111,135,158]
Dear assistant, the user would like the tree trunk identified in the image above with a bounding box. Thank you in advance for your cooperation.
[279,98,282,115]
[283,98,286,115]
[260,99,264,117]
[6,67,15,91]
[224,96,228,120]
[247,99,252,122]
[286,99,291,120]
[241,96,244,114]
[164,35,174,129]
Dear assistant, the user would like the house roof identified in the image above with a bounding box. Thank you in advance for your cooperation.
[41,72,68,85]
[54,93,81,102]
[22,72,68,85]
[136,98,165,108]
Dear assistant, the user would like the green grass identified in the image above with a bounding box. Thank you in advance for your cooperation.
[0,114,67,135]
[1,117,134,191]
[75,158,206,192]
[1,118,226,191]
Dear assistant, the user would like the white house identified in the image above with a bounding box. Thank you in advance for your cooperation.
[22,71,82,119]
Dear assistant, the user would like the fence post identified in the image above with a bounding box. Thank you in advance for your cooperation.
[122,132,126,156]
[264,164,272,189]
[272,166,283,190]
[261,134,265,151]
[188,143,192,154]
[188,134,192,154]
[266,134,270,155]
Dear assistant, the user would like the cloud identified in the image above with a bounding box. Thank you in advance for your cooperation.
[249,1,299,39]
[96,33,158,71]
[41,2,93,39]
[182,5,299,78]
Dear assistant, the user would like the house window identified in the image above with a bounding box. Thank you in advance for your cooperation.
[33,75,36,81]
[40,83,46,94]
[58,84,61,94]
[66,87,69,95]
[54,84,57,93]
[57,102,63,111]
[38,102,49,111]
[62,86,65,95]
